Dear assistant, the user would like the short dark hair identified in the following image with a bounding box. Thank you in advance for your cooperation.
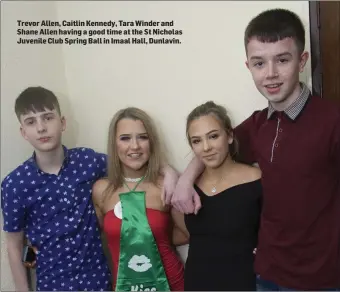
[244,8,305,54]
[15,86,61,120]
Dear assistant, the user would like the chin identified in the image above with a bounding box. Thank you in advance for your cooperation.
[268,96,288,104]
[126,162,148,172]
[204,160,222,169]
[34,142,59,153]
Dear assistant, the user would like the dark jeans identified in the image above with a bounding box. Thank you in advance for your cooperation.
[256,275,340,291]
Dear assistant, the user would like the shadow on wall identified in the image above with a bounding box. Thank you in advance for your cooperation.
[56,90,79,148]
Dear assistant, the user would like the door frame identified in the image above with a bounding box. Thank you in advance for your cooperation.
[309,1,322,97]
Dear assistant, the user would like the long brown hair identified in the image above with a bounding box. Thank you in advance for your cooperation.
[104,107,164,201]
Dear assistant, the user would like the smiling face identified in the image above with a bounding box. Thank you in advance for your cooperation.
[188,114,233,169]
[246,37,309,111]
[19,109,66,153]
[115,118,151,175]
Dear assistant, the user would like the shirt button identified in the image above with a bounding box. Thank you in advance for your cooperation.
[275,143,279,147]
[279,128,283,132]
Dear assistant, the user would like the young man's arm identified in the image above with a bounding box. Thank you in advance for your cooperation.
[160,164,180,206]
[1,178,28,291]
[171,157,204,214]
[6,231,30,291]
[94,152,108,179]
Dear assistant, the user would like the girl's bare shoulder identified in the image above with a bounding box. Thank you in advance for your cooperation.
[234,162,262,182]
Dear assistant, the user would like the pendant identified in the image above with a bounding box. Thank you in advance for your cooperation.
[211,187,217,193]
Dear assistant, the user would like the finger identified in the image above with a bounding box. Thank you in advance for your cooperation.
[172,202,183,214]
[160,187,166,206]
[193,192,202,215]
[182,200,194,214]
[171,198,185,214]
[164,190,172,206]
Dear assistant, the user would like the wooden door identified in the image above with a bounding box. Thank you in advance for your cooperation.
[309,1,340,103]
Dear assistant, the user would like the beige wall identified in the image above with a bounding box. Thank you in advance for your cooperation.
[1,1,311,290]
[1,2,67,291]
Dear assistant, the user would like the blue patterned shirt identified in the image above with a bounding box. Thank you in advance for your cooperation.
[1,147,111,291]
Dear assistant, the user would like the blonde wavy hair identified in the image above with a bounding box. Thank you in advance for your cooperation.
[104,107,164,201]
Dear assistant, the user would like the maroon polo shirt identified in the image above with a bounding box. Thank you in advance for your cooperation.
[235,84,340,289]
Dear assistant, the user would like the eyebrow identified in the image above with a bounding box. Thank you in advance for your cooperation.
[119,132,148,137]
[23,116,35,123]
[250,52,292,60]
[23,112,55,123]
[190,129,219,139]
[250,56,263,60]
[276,52,292,57]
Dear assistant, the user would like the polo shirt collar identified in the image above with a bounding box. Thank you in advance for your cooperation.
[267,82,311,120]
[28,145,70,173]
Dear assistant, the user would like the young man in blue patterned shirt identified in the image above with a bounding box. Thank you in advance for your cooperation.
[1,87,113,291]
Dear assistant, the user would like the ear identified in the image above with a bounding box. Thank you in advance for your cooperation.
[227,131,234,145]
[61,116,66,132]
[299,51,309,73]
[20,126,29,141]
[245,60,250,69]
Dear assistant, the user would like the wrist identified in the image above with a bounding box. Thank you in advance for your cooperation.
[179,171,195,185]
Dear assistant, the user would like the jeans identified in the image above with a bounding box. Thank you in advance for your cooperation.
[256,275,340,291]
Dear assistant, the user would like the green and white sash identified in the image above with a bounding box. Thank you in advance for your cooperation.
[115,178,170,291]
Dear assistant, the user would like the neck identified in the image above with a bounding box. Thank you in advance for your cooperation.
[35,144,64,175]
[270,82,302,112]
[203,155,235,182]
[123,165,148,179]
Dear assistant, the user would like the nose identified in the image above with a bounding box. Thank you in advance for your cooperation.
[130,137,140,150]
[36,119,47,133]
[267,61,278,79]
[203,138,211,152]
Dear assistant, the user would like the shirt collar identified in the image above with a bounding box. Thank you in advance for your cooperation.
[267,83,311,120]
[28,145,69,173]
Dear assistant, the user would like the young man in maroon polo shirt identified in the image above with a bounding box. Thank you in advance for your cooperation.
[170,8,340,290]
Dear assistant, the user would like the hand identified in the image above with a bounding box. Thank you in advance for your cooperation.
[171,179,202,214]
[23,246,37,269]
[161,165,180,206]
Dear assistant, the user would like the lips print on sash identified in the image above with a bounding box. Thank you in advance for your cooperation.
[115,188,170,291]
